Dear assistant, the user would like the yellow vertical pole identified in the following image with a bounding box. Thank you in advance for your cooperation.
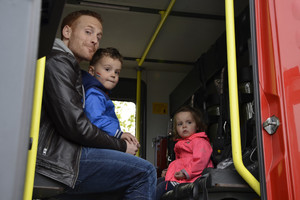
[135,69,142,157]
[135,0,176,157]
[225,0,260,196]
[23,57,46,200]
[137,0,176,67]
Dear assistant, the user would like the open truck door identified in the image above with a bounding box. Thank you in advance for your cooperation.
[254,0,300,199]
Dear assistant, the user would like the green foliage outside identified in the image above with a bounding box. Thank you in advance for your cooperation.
[113,101,136,136]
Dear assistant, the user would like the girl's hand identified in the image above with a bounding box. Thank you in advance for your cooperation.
[161,168,168,177]
[174,171,186,180]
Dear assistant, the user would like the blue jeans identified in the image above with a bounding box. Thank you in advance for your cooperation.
[58,147,157,200]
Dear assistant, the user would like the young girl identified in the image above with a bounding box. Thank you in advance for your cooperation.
[156,105,214,200]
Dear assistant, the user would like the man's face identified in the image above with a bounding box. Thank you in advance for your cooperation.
[63,15,103,62]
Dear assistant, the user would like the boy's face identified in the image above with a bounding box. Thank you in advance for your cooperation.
[89,56,122,90]
[62,15,103,63]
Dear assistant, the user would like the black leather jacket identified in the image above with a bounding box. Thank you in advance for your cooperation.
[36,48,126,188]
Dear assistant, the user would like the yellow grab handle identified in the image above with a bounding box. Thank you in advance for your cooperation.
[23,56,46,200]
[225,0,260,196]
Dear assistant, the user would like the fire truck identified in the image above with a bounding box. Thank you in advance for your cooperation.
[0,0,299,199]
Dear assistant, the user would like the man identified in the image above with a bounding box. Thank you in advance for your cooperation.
[36,10,156,199]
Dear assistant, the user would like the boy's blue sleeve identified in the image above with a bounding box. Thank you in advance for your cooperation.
[84,88,122,138]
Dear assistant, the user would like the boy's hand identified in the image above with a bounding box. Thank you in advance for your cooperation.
[121,132,140,148]
[125,140,138,155]
[174,171,186,180]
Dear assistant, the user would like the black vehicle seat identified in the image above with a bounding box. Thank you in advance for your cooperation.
[161,167,259,200]
[33,173,66,199]
[33,173,124,200]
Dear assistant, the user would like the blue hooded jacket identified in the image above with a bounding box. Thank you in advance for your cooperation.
[81,70,122,138]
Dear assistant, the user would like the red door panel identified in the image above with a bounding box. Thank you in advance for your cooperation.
[255,0,300,199]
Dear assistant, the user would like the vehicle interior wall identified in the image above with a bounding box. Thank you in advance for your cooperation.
[144,70,188,164]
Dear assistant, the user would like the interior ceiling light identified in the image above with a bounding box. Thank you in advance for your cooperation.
[80,1,130,11]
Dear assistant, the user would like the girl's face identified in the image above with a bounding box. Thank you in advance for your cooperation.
[175,111,198,138]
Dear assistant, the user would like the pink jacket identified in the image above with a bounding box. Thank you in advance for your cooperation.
[165,132,214,183]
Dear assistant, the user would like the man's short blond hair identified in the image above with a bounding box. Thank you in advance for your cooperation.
[60,10,103,39]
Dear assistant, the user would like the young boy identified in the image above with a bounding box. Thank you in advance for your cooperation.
[82,47,138,146]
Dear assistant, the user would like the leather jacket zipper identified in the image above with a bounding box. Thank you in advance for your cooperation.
[72,147,82,188]
[43,130,54,156]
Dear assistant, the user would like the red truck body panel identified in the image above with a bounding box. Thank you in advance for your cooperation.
[255,0,300,199]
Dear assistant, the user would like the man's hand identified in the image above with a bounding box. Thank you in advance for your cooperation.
[125,140,138,155]
[121,132,140,148]
[174,171,186,180]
